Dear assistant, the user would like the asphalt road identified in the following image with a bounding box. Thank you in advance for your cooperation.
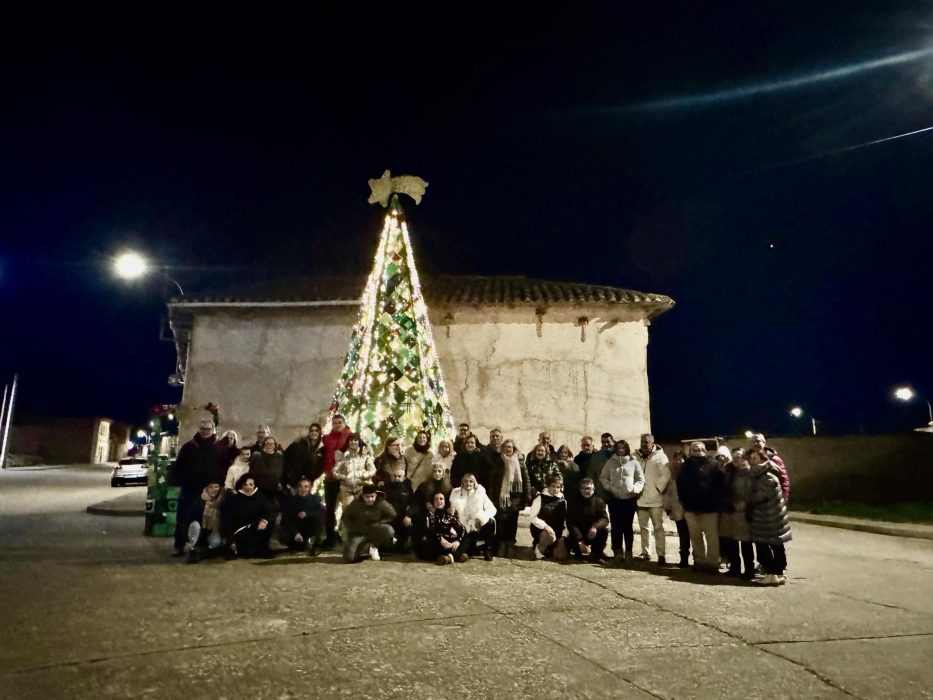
[1,464,931,699]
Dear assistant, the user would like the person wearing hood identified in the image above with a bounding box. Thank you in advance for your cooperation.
[747,448,792,585]
[404,430,435,491]
[249,436,286,504]
[169,419,219,556]
[224,474,276,558]
[185,481,226,564]
[283,423,325,491]
[528,474,568,560]
[677,441,725,573]
[486,438,530,558]
[374,436,408,488]
[225,446,253,493]
[215,430,240,481]
[450,435,492,488]
[280,476,326,556]
[449,473,497,561]
[340,483,397,563]
[333,434,376,509]
[633,433,670,565]
[434,439,456,477]
[600,439,645,564]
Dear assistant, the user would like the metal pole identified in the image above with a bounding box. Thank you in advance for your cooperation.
[811,417,817,435]
[0,384,8,467]
[0,375,18,469]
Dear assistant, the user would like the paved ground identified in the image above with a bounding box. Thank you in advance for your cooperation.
[1,464,932,699]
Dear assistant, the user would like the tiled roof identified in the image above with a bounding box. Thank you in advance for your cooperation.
[170,274,675,311]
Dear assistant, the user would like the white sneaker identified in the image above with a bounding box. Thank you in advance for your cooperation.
[762,574,780,586]
[534,545,545,560]
[369,545,380,561]
[777,575,787,585]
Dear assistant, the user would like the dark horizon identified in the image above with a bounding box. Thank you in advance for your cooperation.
[2,4,931,439]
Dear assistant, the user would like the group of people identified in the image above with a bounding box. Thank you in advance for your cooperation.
[168,416,792,584]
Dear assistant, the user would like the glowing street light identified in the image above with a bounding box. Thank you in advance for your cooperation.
[790,406,817,435]
[743,430,755,439]
[113,251,149,280]
[894,386,933,425]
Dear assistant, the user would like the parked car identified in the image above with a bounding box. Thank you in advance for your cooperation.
[111,457,149,487]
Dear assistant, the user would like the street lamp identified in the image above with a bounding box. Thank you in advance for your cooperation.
[893,386,933,425]
[111,250,184,296]
[790,406,817,435]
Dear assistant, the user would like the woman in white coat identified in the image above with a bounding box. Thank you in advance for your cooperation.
[448,473,497,561]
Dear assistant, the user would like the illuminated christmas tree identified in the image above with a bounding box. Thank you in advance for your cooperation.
[330,172,455,448]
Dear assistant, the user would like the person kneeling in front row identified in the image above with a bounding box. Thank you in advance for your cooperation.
[529,474,568,560]
[425,492,467,565]
[565,477,610,563]
[449,473,497,561]
[341,483,396,563]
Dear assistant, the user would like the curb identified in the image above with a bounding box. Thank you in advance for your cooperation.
[789,513,933,541]
[86,504,145,517]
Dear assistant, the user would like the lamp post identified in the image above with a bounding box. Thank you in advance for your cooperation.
[790,406,817,435]
[112,249,187,385]
[893,386,933,426]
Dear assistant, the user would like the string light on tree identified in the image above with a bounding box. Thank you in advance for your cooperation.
[329,172,455,448]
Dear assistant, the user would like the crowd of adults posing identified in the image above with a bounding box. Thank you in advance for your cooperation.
[169,416,792,585]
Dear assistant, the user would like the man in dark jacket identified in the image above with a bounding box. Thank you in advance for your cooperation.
[341,484,396,563]
[383,465,414,553]
[565,478,610,562]
[280,477,326,555]
[677,441,726,573]
[282,423,324,490]
[585,433,615,499]
[170,419,219,556]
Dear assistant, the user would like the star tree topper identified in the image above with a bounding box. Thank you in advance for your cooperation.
[367,170,429,207]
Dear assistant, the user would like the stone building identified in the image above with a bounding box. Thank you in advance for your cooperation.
[168,275,674,452]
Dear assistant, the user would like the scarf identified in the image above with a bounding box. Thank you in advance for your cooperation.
[500,453,523,501]
[201,487,225,532]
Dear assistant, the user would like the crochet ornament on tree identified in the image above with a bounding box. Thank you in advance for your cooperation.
[330,172,455,448]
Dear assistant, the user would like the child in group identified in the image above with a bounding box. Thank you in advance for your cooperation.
[425,492,467,565]
[280,476,326,556]
[449,473,497,561]
[747,448,792,585]
[383,466,414,553]
[333,433,377,509]
[528,473,568,560]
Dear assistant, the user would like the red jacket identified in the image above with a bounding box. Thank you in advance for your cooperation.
[321,427,351,479]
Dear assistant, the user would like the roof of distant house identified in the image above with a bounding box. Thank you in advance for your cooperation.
[168,274,675,315]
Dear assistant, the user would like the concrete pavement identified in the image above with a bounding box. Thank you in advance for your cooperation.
[1,464,932,699]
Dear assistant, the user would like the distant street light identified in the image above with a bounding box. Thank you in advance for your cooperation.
[111,249,184,296]
[743,430,755,439]
[893,386,933,425]
[113,251,148,280]
[790,406,817,435]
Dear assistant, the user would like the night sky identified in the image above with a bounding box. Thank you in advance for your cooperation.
[2,4,931,438]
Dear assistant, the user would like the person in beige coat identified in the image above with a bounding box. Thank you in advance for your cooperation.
[633,433,670,565]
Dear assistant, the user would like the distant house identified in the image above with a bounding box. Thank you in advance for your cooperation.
[168,275,674,451]
[10,416,131,465]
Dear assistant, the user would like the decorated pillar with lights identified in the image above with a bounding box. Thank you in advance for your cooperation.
[329,172,455,448]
